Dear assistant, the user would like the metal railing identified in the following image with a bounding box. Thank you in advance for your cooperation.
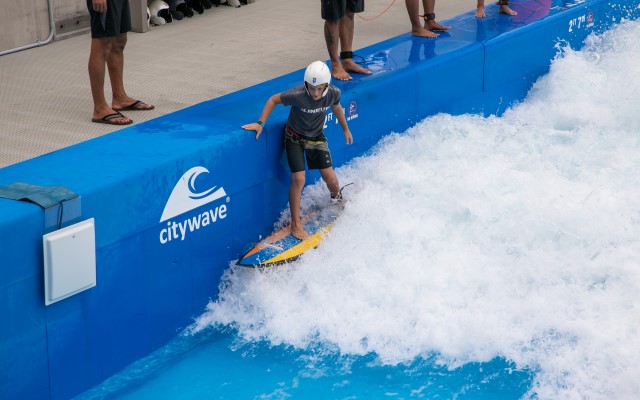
[0,0,55,57]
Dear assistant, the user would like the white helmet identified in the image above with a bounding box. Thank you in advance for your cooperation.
[304,61,331,97]
[224,0,241,7]
[149,0,169,17]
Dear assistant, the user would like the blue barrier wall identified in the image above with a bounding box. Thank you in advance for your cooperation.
[1,1,638,398]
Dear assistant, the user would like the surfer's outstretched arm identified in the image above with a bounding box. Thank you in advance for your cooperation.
[331,103,353,144]
[241,93,282,139]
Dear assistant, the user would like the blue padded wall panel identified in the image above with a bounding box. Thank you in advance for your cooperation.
[166,190,234,313]
[263,122,293,225]
[0,278,49,400]
[191,212,236,310]
[0,202,49,400]
[266,176,291,230]
[142,228,195,350]
[91,237,152,393]
[91,234,151,379]
[0,201,42,285]
[414,44,484,117]
[229,183,275,260]
[46,292,98,400]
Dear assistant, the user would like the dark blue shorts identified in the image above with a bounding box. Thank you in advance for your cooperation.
[87,0,131,38]
[321,0,365,20]
[284,127,333,173]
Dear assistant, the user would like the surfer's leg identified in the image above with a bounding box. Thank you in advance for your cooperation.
[319,167,340,198]
[305,137,339,197]
[289,171,308,240]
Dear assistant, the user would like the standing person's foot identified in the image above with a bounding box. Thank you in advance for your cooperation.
[423,14,450,31]
[341,58,372,76]
[412,27,439,37]
[499,5,517,15]
[331,62,353,80]
[91,111,132,125]
[112,98,154,111]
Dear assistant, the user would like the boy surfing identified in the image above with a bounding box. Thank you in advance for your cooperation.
[242,61,353,239]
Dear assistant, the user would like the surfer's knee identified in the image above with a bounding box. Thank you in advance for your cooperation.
[291,172,305,188]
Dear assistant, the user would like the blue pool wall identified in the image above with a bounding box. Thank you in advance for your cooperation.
[1,1,638,399]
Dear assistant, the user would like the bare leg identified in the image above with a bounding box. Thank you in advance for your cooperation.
[324,20,351,81]
[289,171,309,240]
[88,37,131,123]
[406,0,438,37]
[475,0,486,18]
[319,167,340,198]
[339,11,372,76]
[423,0,451,31]
[108,33,153,110]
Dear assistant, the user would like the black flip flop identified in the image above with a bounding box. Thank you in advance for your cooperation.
[91,112,132,125]
[113,100,155,111]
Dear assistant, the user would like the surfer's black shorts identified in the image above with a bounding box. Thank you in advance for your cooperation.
[321,0,365,20]
[284,127,333,173]
[87,0,131,38]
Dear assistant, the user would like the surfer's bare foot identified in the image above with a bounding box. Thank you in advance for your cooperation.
[412,27,439,38]
[500,5,517,15]
[342,59,372,76]
[291,225,309,240]
[475,6,486,18]
[331,63,352,81]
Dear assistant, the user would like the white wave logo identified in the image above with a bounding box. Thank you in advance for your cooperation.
[159,166,229,245]
[160,166,227,222]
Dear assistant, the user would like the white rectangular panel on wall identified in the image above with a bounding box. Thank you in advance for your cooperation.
[43,218,96,305]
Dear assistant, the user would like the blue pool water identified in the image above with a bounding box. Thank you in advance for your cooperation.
[77,19,640,400]
[78,328,531,399]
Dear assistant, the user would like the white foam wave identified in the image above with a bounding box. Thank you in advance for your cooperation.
[193,20,640,399]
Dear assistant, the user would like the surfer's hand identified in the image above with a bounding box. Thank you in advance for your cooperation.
[241,123,263,140]
[343,129,353,144]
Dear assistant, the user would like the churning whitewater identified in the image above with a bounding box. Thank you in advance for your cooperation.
[193,20,640,399]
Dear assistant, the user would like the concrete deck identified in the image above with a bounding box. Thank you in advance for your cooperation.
[0,0,471,168]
